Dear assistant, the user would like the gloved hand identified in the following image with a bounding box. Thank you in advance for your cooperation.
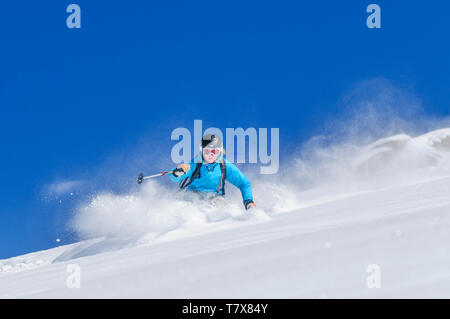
[173,164,190,177]
[244,200,256,210]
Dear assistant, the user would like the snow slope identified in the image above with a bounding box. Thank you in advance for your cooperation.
[1,129,450,298]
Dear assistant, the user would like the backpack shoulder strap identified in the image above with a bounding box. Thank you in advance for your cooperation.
[217,159,227,195]
[180,163,202,190]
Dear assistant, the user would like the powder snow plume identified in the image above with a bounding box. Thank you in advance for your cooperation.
[70,127,450,251]
[70,80,450,253]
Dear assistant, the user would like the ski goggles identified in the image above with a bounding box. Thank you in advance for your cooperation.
[203,148,222,155]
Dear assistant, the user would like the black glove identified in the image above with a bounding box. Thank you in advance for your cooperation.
[173,168,185,177]
[244,200,256,210]
[173,164,190,177]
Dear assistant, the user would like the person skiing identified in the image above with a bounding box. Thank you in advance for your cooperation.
[169,134,256,210]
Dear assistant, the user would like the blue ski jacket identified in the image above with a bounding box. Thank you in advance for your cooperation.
[169,154,253,205]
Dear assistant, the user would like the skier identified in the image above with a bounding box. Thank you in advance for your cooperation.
[170,134,256,210]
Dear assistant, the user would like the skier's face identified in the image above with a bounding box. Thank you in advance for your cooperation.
[203,147,221,163]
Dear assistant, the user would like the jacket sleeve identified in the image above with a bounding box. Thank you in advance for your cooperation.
[225,162,254,204]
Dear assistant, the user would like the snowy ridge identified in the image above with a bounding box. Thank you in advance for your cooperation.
[355,128,450,172]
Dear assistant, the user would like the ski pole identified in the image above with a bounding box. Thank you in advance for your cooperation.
[137,171,174,184]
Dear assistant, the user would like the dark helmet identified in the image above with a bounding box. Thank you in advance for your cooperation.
[201,134,222,149]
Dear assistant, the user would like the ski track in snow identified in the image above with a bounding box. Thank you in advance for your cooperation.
[2,129,450,298]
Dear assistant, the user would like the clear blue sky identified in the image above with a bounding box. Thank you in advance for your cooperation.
[1,1,449,258]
